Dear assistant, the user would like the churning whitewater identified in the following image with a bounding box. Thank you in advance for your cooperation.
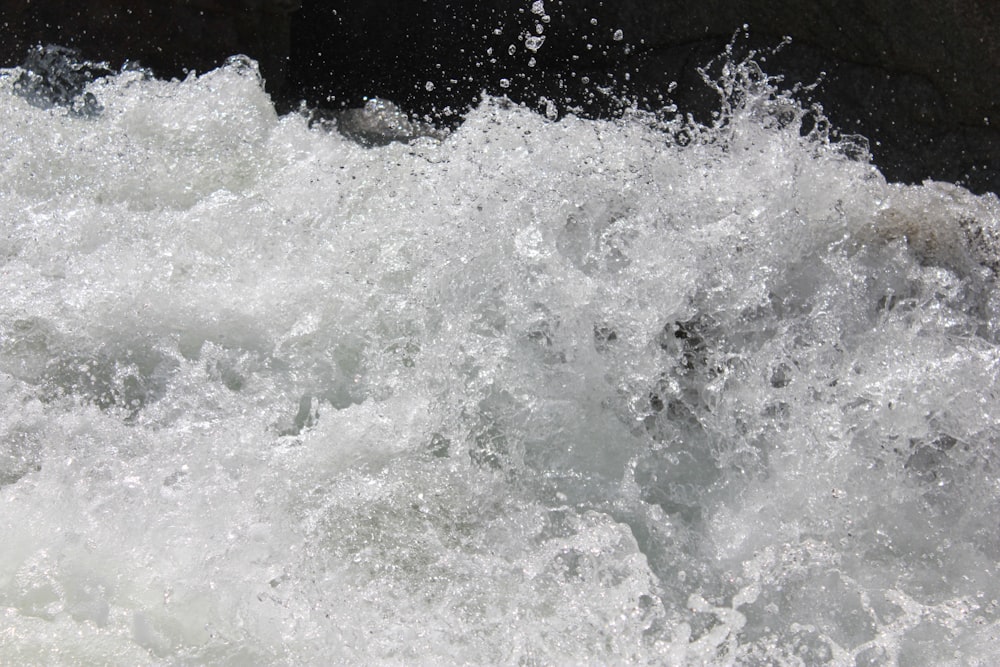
[1,55,999,665]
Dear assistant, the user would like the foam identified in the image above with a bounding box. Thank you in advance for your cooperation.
[0,54,998,663]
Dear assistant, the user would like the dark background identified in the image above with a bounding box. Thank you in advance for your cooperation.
[1,0,998,195]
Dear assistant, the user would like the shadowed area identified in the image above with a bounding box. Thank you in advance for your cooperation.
[1,1,997,193]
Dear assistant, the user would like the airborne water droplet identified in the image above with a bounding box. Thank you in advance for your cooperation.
[525,35,546,53]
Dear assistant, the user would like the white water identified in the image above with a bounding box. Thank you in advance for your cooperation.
[1,56,999,665]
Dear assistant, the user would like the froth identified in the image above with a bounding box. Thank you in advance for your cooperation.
[0,54,998,664]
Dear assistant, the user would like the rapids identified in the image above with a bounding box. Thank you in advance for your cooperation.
[0,53,999,665]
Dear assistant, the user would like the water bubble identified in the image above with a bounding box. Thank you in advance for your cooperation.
[525,35,546,53]
[425,81,435,92]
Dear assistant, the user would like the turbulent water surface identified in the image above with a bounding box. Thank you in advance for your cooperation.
[1,53,999,665]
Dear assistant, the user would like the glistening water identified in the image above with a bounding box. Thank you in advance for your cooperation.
[1,54,999,665]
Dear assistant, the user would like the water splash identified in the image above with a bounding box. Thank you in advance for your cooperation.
[0,49,998,664]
